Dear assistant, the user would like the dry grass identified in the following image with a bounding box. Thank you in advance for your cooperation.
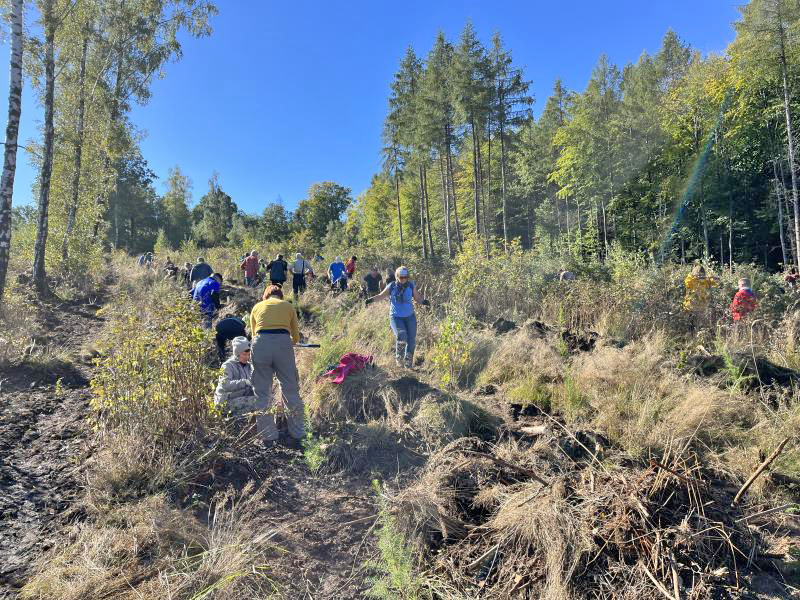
[21,485,276,600]
[387,428,798,599]
[477,328,565,388]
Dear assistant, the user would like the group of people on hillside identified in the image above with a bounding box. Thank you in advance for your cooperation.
[209,261,429,449]
[240,251,316,296]
[682,264,759,324]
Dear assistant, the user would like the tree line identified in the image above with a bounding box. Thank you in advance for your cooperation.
[349,1,800,271]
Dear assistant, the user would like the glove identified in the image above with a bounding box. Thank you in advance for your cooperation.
[365,297,374,306]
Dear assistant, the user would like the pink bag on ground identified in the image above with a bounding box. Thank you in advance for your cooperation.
[323,353,374,384]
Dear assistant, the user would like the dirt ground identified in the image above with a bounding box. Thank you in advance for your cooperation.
[245,445,380,598]
[0,293,384,600]
[0,296,104,599]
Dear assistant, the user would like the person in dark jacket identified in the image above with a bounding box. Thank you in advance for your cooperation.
[267,254,288,286]
[190,257,213,287]
[215,315,247,360]
[362,266,383,297]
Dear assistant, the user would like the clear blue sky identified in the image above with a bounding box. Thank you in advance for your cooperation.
[5,0,741,214]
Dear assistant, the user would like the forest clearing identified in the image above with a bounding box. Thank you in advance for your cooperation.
[2,0,800,599]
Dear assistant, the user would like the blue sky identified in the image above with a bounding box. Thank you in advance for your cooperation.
[5,0,741,214]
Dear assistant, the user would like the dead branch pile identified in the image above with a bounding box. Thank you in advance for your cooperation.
[387,433,798,599]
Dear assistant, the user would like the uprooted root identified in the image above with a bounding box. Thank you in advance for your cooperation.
[386,433,797,599]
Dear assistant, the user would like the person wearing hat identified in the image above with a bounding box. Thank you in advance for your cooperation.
[241,250,260,287]
[213,336,255,414]
[250,285,303,447]
[291,252,313,296]
[329,256,347,291]
[190,256,213,288]
[365,266,429,368]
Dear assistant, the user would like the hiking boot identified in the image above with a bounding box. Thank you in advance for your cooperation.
[404,356,414,369]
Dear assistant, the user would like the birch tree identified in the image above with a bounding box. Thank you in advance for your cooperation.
[0,0,23,303]
[32,0,57,296]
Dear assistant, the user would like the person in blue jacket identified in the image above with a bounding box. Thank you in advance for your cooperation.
[193,273,223,328]
[365,266,428,368]
[328,256,347,291]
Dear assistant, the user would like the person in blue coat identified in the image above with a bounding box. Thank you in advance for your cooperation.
[365,266,428,368]
[193,273,223,328]
[328,256,347,291]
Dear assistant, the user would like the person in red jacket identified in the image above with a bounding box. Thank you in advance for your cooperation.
[345,255,357,279]
[241,250,259,287]
[731,277,757,321]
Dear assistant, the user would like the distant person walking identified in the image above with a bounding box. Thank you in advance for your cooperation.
[190,257,213,288]
[291,253,312,296]
[362,266,383,297]
[241,251,260,287]
[250,285,304,447]
[329,256,347,291]
[731,277,758,321]
[215,315,247,361]
[181,262,193,288]
[193,273,223,328]
[213,336,255,413]
[366,266,428,368]
[345,256,357,280]
[267,254,288,286]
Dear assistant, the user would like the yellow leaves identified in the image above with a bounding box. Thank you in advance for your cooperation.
[89,289,217,436]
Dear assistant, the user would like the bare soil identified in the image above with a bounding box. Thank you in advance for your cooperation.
[0,295,104,599]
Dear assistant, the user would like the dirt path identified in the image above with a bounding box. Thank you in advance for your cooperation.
[0,296,105,600]
[249,446,380,599]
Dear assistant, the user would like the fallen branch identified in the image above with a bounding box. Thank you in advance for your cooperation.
[731,437,792,507]
[735,502,798,523]
[641,563,678,600]
[461,450,550,486]
[465,543,499,572]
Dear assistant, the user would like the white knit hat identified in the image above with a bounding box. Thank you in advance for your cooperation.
[232,336,250,356]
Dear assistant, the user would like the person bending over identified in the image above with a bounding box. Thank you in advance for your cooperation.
[190,257,213,288]
[250,285,303,447]
[193,272,223,329]
[215,314,247,361]
[329,256,347,291]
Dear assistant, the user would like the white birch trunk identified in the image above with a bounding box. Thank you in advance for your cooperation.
[0,0,23,303]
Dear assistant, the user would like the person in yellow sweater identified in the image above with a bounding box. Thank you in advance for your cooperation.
[249,285,303,448]
[683,264,718,313]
